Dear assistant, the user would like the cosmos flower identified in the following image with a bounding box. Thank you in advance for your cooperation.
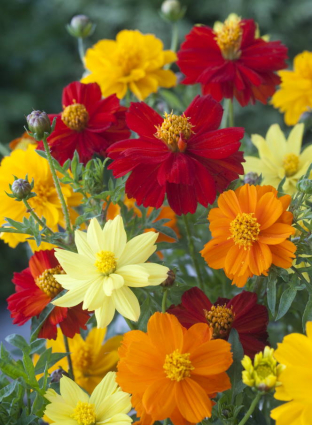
[107,95,244,215]
[177,14,288,106]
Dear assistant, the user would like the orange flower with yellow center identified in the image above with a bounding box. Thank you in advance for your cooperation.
[201,184,296,287]
[116,312,232,425]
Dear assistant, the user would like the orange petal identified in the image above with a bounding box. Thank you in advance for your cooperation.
[142,378,176,419]
[270,240,296,268]
[237,184,257,214]
[176,378,212,423]
[201,238,233,269]
[190,339,233,376]
[147,312,184,356]
[259,223,295,245]
[255,192,283,230]
[183,323,212,353]
[248,242,272,275]
[224,244,250,276]
[191,372,231,394]
[218,190,242,219]
[278,194,292,210]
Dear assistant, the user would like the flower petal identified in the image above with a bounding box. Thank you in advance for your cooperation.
[112,286,140,321]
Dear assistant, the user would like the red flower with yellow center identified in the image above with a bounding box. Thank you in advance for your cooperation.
[177,15,288,106]
[44,81,130,165]
[117,312,232,425]
[201,184,296,287]
[167,288,269,358]
[7,250,90,339]
[107,95,244,215]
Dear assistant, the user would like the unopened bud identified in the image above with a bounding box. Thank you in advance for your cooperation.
[297,178,312,194]
[161,269,176,287]
[67,15,95,38]
[160,0,186,22]
[50,368,69,383]
[12,179,32,199]
[244,172,260,185]
[26,110,51,140]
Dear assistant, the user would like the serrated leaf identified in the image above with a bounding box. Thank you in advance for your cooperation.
[276,287,298,320]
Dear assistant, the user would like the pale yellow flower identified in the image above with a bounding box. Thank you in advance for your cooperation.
[44,372,132,425]
[53,215,169,327]
[244,123,312,194]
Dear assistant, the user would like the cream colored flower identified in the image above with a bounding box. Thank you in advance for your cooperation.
[53,215,169,328]
[244,123,312,194]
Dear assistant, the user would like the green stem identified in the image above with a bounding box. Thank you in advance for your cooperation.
[162,289,168,313]
[182,214,204,290]
[23,199,54,235]
[42,135,73,234]
[228,98,234,127]
[78,37,85,66]
[170,22,179,52]
[63,334,75,381]
[124,317,136,330]
[163,419,168,425]
[26,389,31,414]
[291,265,312,291]
[237,392,262,425]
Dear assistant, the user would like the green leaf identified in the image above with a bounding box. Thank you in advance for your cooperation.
[30,338,46,355]
[0,381,18,402]
[34,348,68,375]
[5,334,30,353]
[30,302,55,342]
[302,295,312,331]
[227,329,245,400]
[267,274,277,316]
[276,286,298,320]
[22,353,39,388]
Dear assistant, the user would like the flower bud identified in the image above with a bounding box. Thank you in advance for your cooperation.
[12,179,32,199]
[50,368,69,383]
[161,269,176,287]
[26,110,51,140]
[297,178,312,194]
[160,0,186,22]
[244,172,260,185]
[67,15,95,38]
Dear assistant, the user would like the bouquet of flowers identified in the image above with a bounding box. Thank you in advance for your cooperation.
[1,3,312,424]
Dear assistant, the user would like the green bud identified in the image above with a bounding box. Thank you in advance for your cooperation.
[160,0,186,22]
[297,178,312,194]
[244,172,260,185]
[26,110,51,140]
[67,15,95,38]
[12,179,32,199]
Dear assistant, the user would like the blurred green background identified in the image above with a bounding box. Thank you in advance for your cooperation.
[1,0,312,301]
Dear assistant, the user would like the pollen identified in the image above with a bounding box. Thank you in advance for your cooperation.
[35,266,65,298]
[214,15,242,60]
[283,153,300,177]
[204,304,235,339]
[228,212,260,250]
[155,112,195,152]
[62,100,89,131]
[71,401,96,425]
[163,349,194,381]
[94,250,117,275]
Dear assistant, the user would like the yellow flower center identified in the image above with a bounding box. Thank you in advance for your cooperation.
[94,250,117,275]
[29,182,54,208]
[35,266,65,298]
[62,101,89,131]
[155,112,195,152]
[255,364,273,380]
[71,343,94,371]
[204,304,235,339]
[229,212,260,250]
[214,16,242,60]
[283,153,300,177]
[117,47,145,76]
[71,401,96,425]
[163,349,194,381]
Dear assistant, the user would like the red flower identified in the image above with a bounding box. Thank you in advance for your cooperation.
[177,17,288,106]
[44,81,130,165]
[107,95,244,215]
[7,250,89,340]
[167,287,268,358]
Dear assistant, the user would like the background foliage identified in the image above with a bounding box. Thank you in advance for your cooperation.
[1,0,312,302]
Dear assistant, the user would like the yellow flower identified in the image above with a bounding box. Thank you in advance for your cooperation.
[0,146,81,249]
[271,322,312,425]
[272,51,312,125]
[39,327,122,395]
[44,372,132,425]
[244,123,312,194]
[82,29,177,100]
[53,215,169,327]
[242,346,285,392]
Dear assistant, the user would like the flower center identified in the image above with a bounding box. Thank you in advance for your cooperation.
[94,250,117,275]
[155,112,195,152]
[163,349,194,381]
[204,304,235,339]
[71,401,96,425]
[62,101,89,131]
[228,212,260,250]
[71,343,94,371]
[35,266,65,298]
[214,15,242,60]
[255,364,273,380]
[283,153,300,177]
[117,47,144,76]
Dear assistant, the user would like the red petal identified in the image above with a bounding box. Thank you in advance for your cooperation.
[184,95,223,134]
[29,249,58,279]
[126,102,163,141]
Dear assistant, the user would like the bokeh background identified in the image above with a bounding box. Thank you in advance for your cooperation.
[1,0,312,307]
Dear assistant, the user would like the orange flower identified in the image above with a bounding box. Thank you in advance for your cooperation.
[201,184,296,287]
[116,312,232,425]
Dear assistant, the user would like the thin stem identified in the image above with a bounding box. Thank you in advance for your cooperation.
[78,37,85,67]
[63,334,75,381]
[162,289,168,313]
[170,22,179,52]
[163,419,169,425]
[42,135,73,234]
[27,389,31,414]
[228,99,234,127]
[124,317,136,330]
[23,199,54,235]
[182,214,204,290]
[291,266,312,291]
[237,392,262,425]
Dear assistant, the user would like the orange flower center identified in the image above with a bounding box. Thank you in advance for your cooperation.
[163,349,194,381]
[214,16,242,60]
[71,342,94,371]
[228,212,260,250]
[283,153,300,177]
[155,112,195,152]
[94,250,117,275]
[204,305,235,339]
[62,101,89,131]
[35,265,65,298]
[71,401,96,425]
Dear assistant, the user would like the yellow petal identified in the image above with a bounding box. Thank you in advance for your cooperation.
[95,297,116,328]
[60,376,89,406]
[118,232,158,268]
[286,123,304,156]
[102,215,127,258]
[138,262,169,285]
[112,286,140,321]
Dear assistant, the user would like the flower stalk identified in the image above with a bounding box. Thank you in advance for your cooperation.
[237,392,262,425]
[182,214,204,289]
[63,334,75,381]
